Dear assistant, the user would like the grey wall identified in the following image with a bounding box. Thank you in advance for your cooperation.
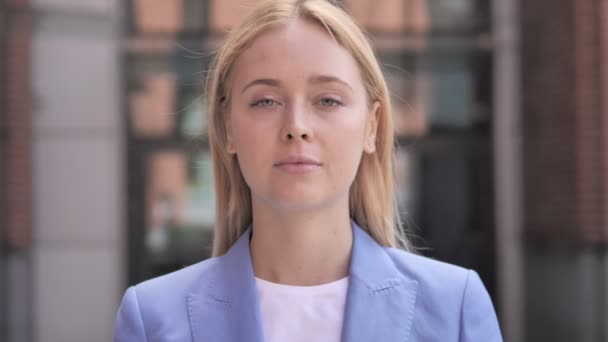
[31,0,124,340]
[525,248,608,342]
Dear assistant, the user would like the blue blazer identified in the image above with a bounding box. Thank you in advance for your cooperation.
[114,221,503,341]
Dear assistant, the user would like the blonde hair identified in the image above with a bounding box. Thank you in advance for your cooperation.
[207,0,410,256]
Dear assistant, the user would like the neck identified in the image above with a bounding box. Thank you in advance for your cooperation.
[249,198,353,286]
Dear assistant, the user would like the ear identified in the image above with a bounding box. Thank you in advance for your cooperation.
[363,101,380,154]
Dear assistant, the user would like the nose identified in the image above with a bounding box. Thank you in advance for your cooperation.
[285,132,308,140]
[281,102,312,143]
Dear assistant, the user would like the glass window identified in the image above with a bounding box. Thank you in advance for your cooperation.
[345,0,479,33]
[380,52,490,136]
[424,51,492,130]
[210,0,260,31]
[128,73,177,138]
[143,150,215,275]
[379,53,429,137]
[427,0,476,31]
[425,53,476,128]
[344,0,413,32]
[145,150,215,242]
[186,152,216,228]
[178,87,207,139]
[133,0,184,33]
[126,0,213,283]
[145,150,188,252]
[182,0,207,32]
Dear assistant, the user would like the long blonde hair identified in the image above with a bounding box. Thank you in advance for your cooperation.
[207,0,410,256]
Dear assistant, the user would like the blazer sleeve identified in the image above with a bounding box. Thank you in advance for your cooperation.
[459,270,503,342]
[113,286,148,342]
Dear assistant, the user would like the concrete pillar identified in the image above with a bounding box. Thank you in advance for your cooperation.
[30,0,124,340]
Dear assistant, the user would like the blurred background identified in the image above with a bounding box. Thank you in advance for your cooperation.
[0,0,606,341]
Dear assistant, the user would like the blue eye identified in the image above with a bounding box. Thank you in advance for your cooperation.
[320,98,342,107]
[251,99,276,107]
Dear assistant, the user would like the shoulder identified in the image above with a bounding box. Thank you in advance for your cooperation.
[130,257,222,318]
[113,257,222,341]
[385,248,502,341]
[385,247,485,306]
[385,248,471,312]
[385,247,473,295]
[133,255,221,300]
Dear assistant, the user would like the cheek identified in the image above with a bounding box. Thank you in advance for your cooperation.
[323,115,367,178]
[327,110,367,147]
[229,115,274,183]
[230,111,274,151]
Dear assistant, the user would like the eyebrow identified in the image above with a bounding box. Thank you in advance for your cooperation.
[240,74,353,94]
[240,78,282,94]
[308,74,353,91]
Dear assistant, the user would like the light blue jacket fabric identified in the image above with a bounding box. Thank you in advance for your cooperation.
[114,221,503,341]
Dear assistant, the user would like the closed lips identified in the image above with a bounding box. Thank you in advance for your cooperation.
[274,156,322,166]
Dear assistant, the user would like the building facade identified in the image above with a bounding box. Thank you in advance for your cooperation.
[2,0,607,341]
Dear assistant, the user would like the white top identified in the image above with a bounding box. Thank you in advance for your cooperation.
[254,276,349,342]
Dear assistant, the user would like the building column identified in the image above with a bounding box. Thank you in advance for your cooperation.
[30,1,124,341]
[493,0,524,340]
[3,1,34,341]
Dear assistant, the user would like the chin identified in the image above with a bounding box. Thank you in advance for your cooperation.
[261,190,328,212]
[275,190,349,214]
[251,182,347,213]
[277,194,325,209]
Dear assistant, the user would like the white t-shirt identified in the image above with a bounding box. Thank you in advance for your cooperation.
[254,276,349,342]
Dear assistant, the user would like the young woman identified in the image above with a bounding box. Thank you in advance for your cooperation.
[114,0,503,341]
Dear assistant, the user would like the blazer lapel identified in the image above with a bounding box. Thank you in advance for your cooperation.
[341,221,419,342]
[186,221,418,342]
[187,226,264,342]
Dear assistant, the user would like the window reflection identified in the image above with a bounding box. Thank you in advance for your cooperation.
[380,53,429,137]
[145,151,215,255]
[210,0,260,31]
[129,73,176,138]
[426,54,476,128]
[427,0,475,31]
[178,88,207,138]
[345,0,477,33]
[380,52,487,135]
[186,152,216,228]
[146,151,187,252]
[345,0,419,32]
[134,0,183,33]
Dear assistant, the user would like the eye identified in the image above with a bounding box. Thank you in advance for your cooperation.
[319,98,343,107]
[251,99,276,107]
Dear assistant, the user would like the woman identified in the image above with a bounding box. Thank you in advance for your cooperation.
[114,0,503,341]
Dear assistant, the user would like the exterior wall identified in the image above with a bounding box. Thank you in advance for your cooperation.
[521,0,579,242]
[3,1,34,341]
[522,0,607,244]
[29,0,123,340]
[525,250,606,342]
[521,0,608,340]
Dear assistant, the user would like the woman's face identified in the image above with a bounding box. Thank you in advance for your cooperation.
[226,19,379,213]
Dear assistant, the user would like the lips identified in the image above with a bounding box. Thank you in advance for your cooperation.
[274,155,322,166]
[274,155,322,174]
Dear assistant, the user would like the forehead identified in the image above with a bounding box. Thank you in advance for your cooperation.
[230,19,364,90]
